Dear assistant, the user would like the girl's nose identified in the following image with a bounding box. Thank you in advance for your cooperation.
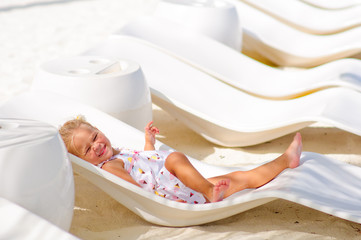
[92,142,101,153]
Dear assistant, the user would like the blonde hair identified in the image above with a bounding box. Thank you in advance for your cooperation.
[59,115,94,155]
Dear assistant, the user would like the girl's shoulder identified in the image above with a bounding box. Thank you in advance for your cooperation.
[101,157,124,170]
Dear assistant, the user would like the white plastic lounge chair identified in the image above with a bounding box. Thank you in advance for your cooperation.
[114,16,361,99]
[0,198,79,240]
[226,0,361,67]
[1,91,361,226]
[240,0,361,34]
[83,35,361,146]
[301,0,361,10]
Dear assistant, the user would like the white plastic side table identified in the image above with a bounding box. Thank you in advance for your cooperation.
[32,56,152,131]
[154,0,242,51]
[0,119,74,230]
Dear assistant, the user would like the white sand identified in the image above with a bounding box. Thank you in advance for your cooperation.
[1,0,361,239]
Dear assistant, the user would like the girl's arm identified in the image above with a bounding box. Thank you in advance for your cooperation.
[144,121,159,151]
[102,159,141,187]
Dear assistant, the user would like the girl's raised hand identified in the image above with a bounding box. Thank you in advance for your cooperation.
[144,121,159,150]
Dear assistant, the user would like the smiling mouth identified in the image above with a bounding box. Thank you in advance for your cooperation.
[98,146,106,157]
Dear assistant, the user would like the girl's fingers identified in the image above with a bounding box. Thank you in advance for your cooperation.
[146,121,159,133]
[145,121,153,129]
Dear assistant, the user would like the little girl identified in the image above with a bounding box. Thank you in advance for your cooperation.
[59,117,302,204]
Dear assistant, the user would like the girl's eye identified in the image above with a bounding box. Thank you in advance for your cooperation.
[85,147,90,155]
[93,133,98,141]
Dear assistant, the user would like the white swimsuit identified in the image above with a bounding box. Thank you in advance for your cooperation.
[98,148,206,204]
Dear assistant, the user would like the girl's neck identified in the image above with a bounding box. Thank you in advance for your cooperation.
[112,147,120,156]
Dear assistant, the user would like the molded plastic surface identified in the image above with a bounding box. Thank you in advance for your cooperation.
[227,0,361,67]
[241,0,361,34]
[1,92,361,226]
[301,0,361,9]
[0,118,74,230]
[32,56,152,131]
[83,35,361,146]
[154,0,242,50]
[115,17,361,99]
[0,198,79,240]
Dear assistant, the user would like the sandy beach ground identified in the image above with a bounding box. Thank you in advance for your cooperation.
[1,0,361,239]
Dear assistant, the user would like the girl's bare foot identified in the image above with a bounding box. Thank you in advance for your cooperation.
[211,179,230,202]
[285,132,302,169]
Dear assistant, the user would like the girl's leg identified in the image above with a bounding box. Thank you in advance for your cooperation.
[208,132,302,198]
[164,152,229,202]
[165,132,302,201]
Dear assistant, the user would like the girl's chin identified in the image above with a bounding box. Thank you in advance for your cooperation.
[102,150,112,160]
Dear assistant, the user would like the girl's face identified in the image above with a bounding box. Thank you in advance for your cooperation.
[71,124,113,165]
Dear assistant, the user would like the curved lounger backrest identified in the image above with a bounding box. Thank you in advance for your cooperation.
[240,0,361,34]
[1,91,361,226]
[226,0,361,67]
